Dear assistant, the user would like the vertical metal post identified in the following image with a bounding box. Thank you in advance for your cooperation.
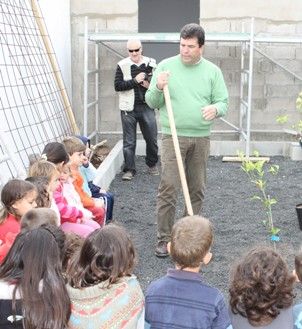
[246,17,254,157]
[83,16,88,136]
[239,21,245,139]
[95,23,99,142]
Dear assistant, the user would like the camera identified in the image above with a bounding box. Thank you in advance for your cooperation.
[141,72,152,83]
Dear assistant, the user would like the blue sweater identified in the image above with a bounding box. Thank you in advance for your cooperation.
[145,268,232,329]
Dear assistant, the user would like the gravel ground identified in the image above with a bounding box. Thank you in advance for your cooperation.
[109,155,302,301]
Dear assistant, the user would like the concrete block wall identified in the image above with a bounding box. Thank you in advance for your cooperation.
[70,0,302,141]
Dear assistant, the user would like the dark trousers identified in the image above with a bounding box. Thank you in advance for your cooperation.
[121,104,158,173]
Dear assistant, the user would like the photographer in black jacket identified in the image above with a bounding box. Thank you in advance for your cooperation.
[114,39,159,181]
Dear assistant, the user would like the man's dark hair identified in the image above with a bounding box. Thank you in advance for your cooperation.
[180,23,205,47]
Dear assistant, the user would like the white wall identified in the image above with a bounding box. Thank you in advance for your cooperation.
[39,0,72,99]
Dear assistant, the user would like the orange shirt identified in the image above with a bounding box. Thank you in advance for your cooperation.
[71,169,95,208]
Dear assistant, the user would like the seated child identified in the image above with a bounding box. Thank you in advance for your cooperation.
[229,246,295,329]
[66,224,144,329]
[0,179,37,263]
[62,137,105,226]
[60,165,94,220]
[62,233,84,276]
[293,248,302,329]
[20,207,58,232]
[76,135,114,222]
[0,225,70,328]
[145,215,232,329]
[25,176,51,207]
[53,168,100,237]
[28,159,61,224]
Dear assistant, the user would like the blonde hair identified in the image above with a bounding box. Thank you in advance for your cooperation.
[28,159,58,183]
[170,215,213,269]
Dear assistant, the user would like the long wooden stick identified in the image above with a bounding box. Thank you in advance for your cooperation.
[163,85,193,216]
[30,0,79,134]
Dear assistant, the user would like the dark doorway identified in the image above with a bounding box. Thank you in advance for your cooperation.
[138,0,200,62]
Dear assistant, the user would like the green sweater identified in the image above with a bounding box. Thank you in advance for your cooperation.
[145,55,228,137]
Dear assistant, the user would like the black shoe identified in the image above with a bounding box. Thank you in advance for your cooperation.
[155,241,169,258]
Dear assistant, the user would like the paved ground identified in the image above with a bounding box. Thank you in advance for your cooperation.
[109,156,302,301]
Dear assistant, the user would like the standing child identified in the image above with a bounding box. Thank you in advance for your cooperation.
[229,246,295,329]
[62,137,105,226]
[145,215,232,329]
[0,179,37,263]
[66,224,145,329]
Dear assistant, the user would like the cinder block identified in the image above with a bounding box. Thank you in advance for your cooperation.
[258,59,273,73]
[265,72,296,85]
[295,48,302,60]
[273,60,302,73]
[265,85,301,98]
[264,46,296,60]
[220,58,240,71]
[72,0,137,16]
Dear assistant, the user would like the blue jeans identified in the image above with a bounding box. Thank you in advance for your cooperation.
[121,104,158,173]
[157,135,210,242]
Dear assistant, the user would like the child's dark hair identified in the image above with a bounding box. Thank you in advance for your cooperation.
[0,179,36,223]
[295,247,302,282]
[170,215,213,269]
[62,136,86,156]
[25,176,51,207]
[42,142,69,165]
[0,224,70,328]
[67,224,135,288]
[21,208,58,232]
[229,246,295,326]
[62,233,84,274]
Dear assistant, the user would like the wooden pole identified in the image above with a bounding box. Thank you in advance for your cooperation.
[30,0,79,134]
[163,85,193,216]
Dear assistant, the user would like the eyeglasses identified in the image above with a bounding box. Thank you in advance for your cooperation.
[128,47,141,53]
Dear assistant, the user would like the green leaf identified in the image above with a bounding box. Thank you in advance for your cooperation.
[276,115,289,124]
[270,227,280,235]
[251,195,262,201]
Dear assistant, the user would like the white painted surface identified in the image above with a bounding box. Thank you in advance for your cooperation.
[39,0,72,99]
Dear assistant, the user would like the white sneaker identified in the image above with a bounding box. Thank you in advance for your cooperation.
[122,171,133,181]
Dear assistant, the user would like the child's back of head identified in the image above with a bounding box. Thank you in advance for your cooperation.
[145,216,231,329]
[229,246,295,327]
[20,208,58,232]
[170,215,213,269]
[67,224,135,288]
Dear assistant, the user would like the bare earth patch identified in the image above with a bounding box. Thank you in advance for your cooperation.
[109,156,302,300]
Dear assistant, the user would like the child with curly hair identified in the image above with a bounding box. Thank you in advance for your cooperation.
[229,246,295,328]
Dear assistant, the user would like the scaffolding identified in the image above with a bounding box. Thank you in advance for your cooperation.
[83,18,302,156]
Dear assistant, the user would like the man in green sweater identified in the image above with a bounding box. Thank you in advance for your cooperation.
[146,23,228,257]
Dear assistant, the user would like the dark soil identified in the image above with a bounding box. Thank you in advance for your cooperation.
[109,156,302,301]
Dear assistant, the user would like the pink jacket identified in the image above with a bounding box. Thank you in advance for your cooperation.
[53,183,83,224]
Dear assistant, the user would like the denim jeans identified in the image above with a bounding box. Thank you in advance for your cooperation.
[121,104,158,173]
[157,135,210,242]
